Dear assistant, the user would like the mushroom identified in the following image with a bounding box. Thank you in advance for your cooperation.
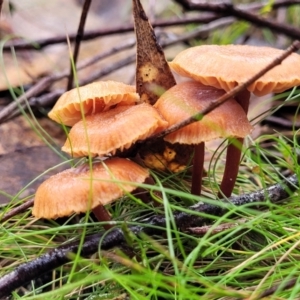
[32,158,149,228]
[48,80,140,126]
[169,44,300,197]
[62,103,168,157]
[154,81,252,196]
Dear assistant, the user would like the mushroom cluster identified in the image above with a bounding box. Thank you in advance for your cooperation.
[169,44,300,197]
[33,80,169,225]
[34,44,300,225]
[154,81,252,196]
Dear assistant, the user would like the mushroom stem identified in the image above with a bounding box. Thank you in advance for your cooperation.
[218,137,243,197]
[133,176,162,206]
[191,142,205,196]
[92,205,113,230]
[218,90,250,198]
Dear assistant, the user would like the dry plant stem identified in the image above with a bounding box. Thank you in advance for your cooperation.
[149,40,300,142]
[0,198,34,223]
[4,0,300,51]
[265,115,300,128]
[256,277,298,299]
[191,142,205,195]
[218,90,251,198]
[80,54,136,85]
[174,0,300,40]
[187,218,248,235]
[92,205,114,230]
[67,0,92,90]
[0,174,297,298]
[2,15,219,51]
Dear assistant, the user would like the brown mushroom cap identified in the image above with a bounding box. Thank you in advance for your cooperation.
[62,103,168,157]
[48,81,140,126]
[169,45,300,96]
[32,158,149,219]
[154,81,252,144]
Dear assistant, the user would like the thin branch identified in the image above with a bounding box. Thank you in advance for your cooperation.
[0,76,55,122]
[264,115,300,128]
[67,0,92,90]
[187,218,248,235]
[0,174,298,298]
[2,15,221,51]
[174,0,300,40]
[3,0,300,51]
[0,199,34,223]
[256,277,298,299]
[0,0,3,16]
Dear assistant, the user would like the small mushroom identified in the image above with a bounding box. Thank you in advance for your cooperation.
[169,45,300,197]
[32,158,149,227]
[154,81,252,196]
[62,103,168,157]
[48,80,140,126]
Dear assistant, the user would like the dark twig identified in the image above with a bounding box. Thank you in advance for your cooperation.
[0,174,298,298]
[147,40,300,141]
[0,199,34,223]
[187,218,248,235]
[265,115,300,128]
[0,76,55,122]
[256,277,298,299]
[174,0,300,40]
[0,0,3,16]
[1,15,220,51]
[67,0,92,90]
[174,0,300,12]
[4,0,300,51]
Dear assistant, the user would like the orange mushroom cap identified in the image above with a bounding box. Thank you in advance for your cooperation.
[154,81,252,144]
[169,45,300,96]
[62,103,168,157]
[48,80,140,126]
[32,158,149,219]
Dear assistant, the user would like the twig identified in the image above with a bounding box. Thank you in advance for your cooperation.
[146,40,300,141]
[0,76,55,122]
[256,277,298,299]
[238,0,300,10]
[161,17,234,47]
[0,199,34,223]
[0,174,297,298]
[67,0,92,90]
[3,0,300,51]
[1,15,220,51]
[174,0,300,40]
[187,218,248,235]
[0,0,3,16]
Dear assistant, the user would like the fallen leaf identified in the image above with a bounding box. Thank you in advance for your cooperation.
[0,145,69,204]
